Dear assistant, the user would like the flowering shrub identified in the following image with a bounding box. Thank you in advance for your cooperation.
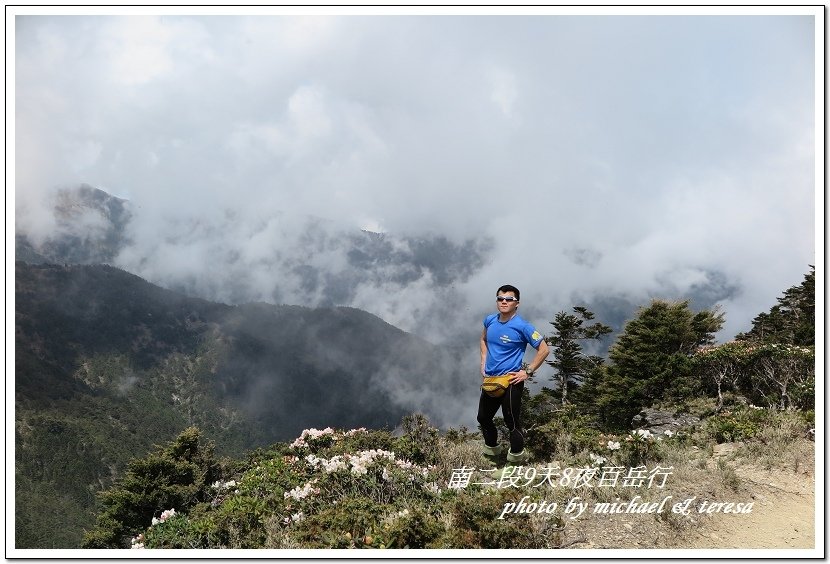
[141,506,220,549]
[621,429,660,466]
[585,428,688,469]
[269,423,451,548]
[289,427,338,450]
[284,480,319,501]
[211,479,237,491]
[151,508,177,526]
[115,422,452,549]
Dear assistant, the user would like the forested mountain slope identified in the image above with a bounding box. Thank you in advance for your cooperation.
[14,261,460,547]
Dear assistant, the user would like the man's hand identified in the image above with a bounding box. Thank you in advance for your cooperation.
[509,370,529,384]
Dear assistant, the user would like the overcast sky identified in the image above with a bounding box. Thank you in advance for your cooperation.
[11,7,821,351]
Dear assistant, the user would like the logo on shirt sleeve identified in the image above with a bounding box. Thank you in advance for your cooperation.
[531,331,542,342]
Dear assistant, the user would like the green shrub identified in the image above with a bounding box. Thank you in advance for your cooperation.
[81,427,219,549]
[703,405,776,443]
[716,458,741,492]
[444,489,536,549]
[335,429,397,454]
[283,496,389,548]
[385,506,445,549]
[141,513,199,548]
[443,426,474,444]
[525,404,602,461]
[393,413,441,466]
[617,429,666,467]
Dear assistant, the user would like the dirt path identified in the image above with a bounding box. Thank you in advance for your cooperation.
[570,445,819,551]
[683,464,816,549]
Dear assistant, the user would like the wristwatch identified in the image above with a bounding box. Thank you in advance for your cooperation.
[525,367,535,377]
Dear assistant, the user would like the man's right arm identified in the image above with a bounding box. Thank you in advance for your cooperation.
[480,328,488,376]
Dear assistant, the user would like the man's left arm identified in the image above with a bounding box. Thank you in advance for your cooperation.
[511,339,549,384]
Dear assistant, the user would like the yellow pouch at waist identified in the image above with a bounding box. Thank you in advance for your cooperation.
[481,373,514,398]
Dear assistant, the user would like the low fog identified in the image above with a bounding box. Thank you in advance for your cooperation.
[13,11,818,426]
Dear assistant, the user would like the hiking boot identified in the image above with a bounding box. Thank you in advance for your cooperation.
[506,449,529,464]
[482,443,505,458]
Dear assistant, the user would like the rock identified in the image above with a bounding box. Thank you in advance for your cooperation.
[631,407,700,435]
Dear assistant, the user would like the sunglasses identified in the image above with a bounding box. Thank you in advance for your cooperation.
[496,296,518,302]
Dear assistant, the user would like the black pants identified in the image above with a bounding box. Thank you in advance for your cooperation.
[477,381,524,454]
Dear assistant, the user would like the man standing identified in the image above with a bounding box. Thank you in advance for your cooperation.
[478,284,549,464]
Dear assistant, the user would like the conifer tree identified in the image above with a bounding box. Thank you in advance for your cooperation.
[736,266,815,346]
[592,300,723,429]
[546,307,611,405]
[81,427,219,549]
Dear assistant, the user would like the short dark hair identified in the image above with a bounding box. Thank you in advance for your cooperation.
[497,284,520,301]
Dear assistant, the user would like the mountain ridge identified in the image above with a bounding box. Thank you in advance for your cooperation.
[15,184,492,318]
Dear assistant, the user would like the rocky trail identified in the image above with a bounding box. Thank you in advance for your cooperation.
[682,463,816,550]
[554,441,818,552]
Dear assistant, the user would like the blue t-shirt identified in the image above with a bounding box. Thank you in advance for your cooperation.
[483,313,544,376]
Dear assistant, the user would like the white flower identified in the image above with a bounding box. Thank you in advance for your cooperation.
[211,480,237,490]
[284,480,318,501]
[150,508,177,527]
[607,440,621,451]
[423,481,441,494]
[160,508,176,521]
[589,453,607,466]
[290,427,338,448]
[299,447,432,487]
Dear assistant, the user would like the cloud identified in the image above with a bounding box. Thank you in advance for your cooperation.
[227,85,334,162]
[102,17,178,85]
[487,66,519,118]
[13,10,818,375]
